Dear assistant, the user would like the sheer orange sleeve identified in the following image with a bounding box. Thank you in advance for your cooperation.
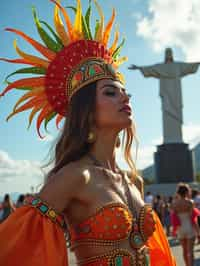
[0,206,68,266]
[147,212,176,266]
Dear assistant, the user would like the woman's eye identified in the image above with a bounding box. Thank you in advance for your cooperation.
[104,91,116,96]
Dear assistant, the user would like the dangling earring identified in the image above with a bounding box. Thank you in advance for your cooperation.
[116,135,121,148]
[87,132,96,144]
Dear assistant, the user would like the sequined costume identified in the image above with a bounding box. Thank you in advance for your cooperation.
[0,195,176,266]
[0,1,176,265]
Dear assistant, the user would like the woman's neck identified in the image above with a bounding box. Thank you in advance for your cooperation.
[89,131,118,171]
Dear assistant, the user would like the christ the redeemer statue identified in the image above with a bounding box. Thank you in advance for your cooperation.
[129,48,199,144]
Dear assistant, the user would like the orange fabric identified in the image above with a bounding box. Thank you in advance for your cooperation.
[0,206,68,266]
[0,204,176,266]
[69,203,132,242]
[147,212,176,266]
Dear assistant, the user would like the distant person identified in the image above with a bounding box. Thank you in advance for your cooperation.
[16,194,25,208]
[192,189,200,243]
[161,197,171,237]
[1,194,15,222]
[193,189,200,210]
[171,183,198,266]
[145,191,154,205]
[0,203,3,222]
[153,194,165,224]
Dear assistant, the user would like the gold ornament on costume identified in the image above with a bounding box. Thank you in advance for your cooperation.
[87,132,96,144]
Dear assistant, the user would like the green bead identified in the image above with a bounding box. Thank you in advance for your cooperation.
[145,254,150,266]
[32,199,40,205]
[89,67,96,76]
[115,256,123,266]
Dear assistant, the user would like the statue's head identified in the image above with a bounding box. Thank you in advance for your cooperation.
[165,47,174,63]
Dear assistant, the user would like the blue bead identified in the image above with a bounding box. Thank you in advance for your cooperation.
[39,205,48,213]
[32,199,40,206]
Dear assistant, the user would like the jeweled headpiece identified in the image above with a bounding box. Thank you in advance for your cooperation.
[0,0,127,137]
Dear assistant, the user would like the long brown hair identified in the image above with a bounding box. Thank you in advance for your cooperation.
[46,81,138,180]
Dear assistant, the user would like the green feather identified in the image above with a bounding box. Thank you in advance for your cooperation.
[82,16,90,39]
[32,7,62,52]
[113,38,125,60]
[85,5,92,39]
[44,112,57,132]
[94,19,100,39]
[40,20,63,48]
[5,67,46,83]
[67,5,92,40]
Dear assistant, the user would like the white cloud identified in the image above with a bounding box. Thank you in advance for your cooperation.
[183,123,200,148]
[0,150,46,196]
[136,0,200,60]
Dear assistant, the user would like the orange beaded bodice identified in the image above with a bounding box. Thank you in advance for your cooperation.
[69,202,133,243]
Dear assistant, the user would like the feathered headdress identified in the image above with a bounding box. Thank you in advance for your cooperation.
[0,0,127,138]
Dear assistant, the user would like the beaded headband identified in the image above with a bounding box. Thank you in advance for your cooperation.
[0,0,127,137]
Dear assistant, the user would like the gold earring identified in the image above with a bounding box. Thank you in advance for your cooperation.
[87,132,96,143]
[116,135,121,148]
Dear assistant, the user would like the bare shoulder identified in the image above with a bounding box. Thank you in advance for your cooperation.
[38,161,90,213]
[126,171,144,198]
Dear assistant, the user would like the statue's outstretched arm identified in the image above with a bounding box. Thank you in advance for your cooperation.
[128,64,140,70]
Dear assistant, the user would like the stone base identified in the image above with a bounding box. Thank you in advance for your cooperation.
[154,143,194,183]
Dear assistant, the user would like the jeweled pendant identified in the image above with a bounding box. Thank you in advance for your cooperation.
[130,231,145,249]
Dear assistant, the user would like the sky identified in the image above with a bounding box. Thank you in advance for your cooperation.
[0,0,200,196]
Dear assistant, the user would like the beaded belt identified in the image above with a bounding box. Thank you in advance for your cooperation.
[77,247,150,266]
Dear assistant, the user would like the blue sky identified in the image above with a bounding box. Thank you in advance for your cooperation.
[0,0,200,196]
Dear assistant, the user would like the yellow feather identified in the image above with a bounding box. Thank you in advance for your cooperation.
[94,0,104,42]
[115,56,128,66]
[74,0,84,40]
[54,4,69,46]
[109,26,119,55]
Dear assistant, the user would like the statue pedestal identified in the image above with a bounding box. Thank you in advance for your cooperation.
[154,143,194,183]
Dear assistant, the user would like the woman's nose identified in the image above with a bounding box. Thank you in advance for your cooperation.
[122,91,131,103]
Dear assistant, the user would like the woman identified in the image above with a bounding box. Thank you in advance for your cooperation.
[0,194,15,222]
[16,194,25,208]
[0,1,176,265]
[171,183,198,266]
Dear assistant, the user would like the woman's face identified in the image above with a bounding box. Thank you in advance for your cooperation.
[95,79,132,131]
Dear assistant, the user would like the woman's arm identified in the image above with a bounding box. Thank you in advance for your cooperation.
[38,162,89,213]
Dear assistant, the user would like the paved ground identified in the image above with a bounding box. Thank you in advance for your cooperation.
[169,237,200,266]
[68,238,200,265]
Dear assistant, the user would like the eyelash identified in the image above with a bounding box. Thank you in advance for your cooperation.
[104,91,116,96]
[104,91,132,98]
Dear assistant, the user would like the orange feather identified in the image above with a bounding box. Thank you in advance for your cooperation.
[56,113,64,129]
[50,0,74,41]
[0,77,45,97]
[36,104,54,138]
[0,58,38,66]
[6,28,56,61]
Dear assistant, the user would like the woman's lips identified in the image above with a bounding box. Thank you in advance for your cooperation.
[119,106,132,114]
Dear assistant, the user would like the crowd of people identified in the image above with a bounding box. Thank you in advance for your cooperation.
[145,183,200,266]
[0,193,30,223]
